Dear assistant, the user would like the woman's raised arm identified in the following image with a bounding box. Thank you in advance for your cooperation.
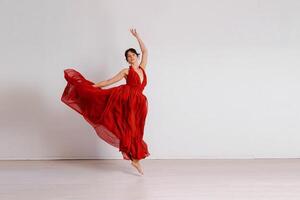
[130,28,148,70]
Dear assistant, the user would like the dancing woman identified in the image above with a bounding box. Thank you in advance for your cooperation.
[61,28,150,175]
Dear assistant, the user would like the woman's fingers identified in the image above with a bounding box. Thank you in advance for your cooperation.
[129,28,139,37]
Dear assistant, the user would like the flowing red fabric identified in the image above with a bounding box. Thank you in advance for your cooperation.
[61,66,150,160]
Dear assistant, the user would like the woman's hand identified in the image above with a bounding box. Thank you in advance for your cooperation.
[130,28,139,38]
[92,84,98,88]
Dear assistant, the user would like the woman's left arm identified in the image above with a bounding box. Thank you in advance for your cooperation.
[130,28,148,69]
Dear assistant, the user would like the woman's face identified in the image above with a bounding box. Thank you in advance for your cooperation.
[127,51,138,64]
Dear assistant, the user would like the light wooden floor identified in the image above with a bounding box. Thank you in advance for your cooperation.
[1,159,300,200]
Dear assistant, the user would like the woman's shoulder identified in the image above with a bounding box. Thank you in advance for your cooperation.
[120,66,130,77]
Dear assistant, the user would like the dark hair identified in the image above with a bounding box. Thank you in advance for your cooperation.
[125,48,140,61]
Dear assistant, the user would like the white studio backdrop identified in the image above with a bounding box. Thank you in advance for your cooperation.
[0,0,299,160]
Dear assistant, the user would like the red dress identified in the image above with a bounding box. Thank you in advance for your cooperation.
[61,65,150,160]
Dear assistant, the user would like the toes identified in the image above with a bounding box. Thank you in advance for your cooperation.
[131,162,144,175]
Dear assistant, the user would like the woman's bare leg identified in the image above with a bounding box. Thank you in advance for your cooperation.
[131,158,144,175]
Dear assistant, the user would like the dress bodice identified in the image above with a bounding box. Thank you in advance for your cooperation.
[126,66,147,92]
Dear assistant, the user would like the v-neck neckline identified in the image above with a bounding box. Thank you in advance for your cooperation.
[130,65,144,84]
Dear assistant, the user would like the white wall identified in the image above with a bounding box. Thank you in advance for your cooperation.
[0,0,299,160]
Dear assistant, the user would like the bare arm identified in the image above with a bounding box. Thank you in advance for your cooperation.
[93,68,128,88]
[130,28,148,70]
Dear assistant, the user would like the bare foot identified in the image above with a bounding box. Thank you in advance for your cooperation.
[131,160,144,175]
